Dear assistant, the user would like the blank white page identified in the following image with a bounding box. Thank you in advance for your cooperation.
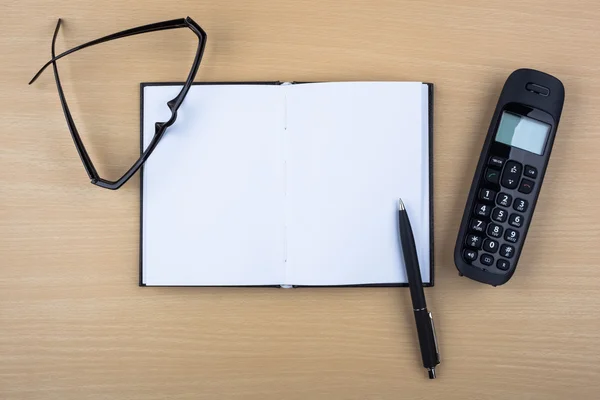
[284,82,430,286]
[141,85,286,286]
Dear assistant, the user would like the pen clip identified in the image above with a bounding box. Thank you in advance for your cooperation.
[429,312,440,363]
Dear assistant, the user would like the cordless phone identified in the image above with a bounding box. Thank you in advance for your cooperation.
[454,69,565,286]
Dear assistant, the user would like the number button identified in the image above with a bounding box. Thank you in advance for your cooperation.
[466,234,483,249]
[513,198,528,212]
[491,207,507,222]
[485,168,500,184]
[479,188,497,202]
[487,223,503,238]
[496,259,510,271]
[463,249,477,262]
[509,213,524,228]
[470,218,487,233]
[518,178,535,194]
[504,229,519,243]
[489,156,505,168]
[501,161,522,189]
[480,254,494,266]
[496,192,512,207]
[483,239,499,253]
[524,165,538,178]
[474,203,491,218]
[500,244,515,258]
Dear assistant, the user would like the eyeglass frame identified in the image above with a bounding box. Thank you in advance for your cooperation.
[30,17,207,190]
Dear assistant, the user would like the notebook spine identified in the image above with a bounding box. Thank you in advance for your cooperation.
[281,83,291,286]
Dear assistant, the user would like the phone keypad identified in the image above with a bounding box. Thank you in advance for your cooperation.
[480,254,494,266]
[475,203,491,218]
[508,213,524,228]
[463,249,477,262]
[500,244,515,258]
[513,198,528,212]
[466,234,482,249]
[518,179,535,194]
[489,156,505,168]
[485,168,500,184]
[501,161,522,189]
[487,223,503,238]
[524,165,538,178]
[480,188,496,202]
[470,218,487,233]
[491,207,508,222]
[504,229,519,243]
[496,259,510,271]
[461,153,540,274]
[483,239,499,253]
[496,192,512,207]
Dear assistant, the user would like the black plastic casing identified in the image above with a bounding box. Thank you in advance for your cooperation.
[454,69,565,286]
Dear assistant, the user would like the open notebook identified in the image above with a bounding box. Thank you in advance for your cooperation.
[140,82,433,287]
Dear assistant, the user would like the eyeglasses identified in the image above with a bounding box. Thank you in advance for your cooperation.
[29,17,207,190]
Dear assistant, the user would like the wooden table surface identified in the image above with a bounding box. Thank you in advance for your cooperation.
[2,0,600,399]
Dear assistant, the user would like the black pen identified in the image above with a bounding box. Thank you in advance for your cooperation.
[398,198,440,379]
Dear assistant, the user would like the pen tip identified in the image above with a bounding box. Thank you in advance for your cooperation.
[398,198,405,211]
[427,367,436,379]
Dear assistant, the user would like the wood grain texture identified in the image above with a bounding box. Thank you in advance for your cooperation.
[1,0,600,399]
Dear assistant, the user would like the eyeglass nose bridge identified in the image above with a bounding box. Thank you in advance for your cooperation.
[154,108,179,135]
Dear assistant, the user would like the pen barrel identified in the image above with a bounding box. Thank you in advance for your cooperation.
[399,207,439,373]
[413,309,439,369]
[398,210,426,308]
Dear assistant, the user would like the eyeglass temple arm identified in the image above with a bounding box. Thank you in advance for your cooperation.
[29,18,190,85]
[47,19,97,180]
